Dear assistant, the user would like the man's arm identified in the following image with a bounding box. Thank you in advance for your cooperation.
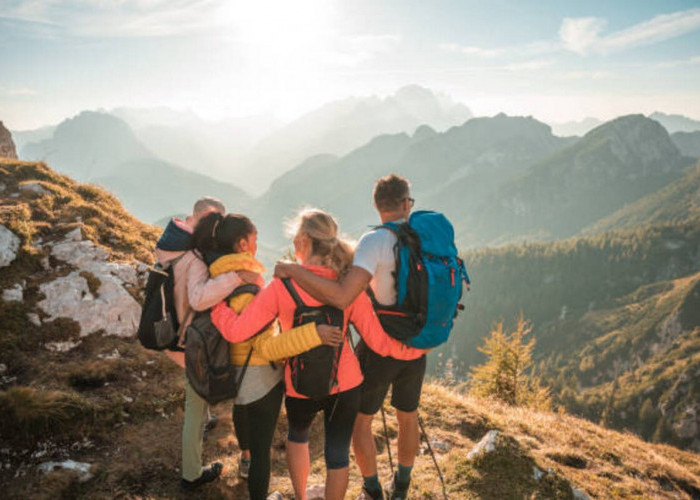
[275,263,371,309]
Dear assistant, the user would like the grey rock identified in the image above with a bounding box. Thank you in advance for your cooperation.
[64,226,83,242]
[0,224,20,267]
[467,430,499,459]
[305,485,325,500]
[533,466,544,481]
[27,313,42,326]
[19,182,50,197]
[37,460,93,482]
[571,487,591,500]
[38,271,140,342]
[2,283,23,302]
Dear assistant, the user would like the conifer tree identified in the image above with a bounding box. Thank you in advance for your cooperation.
[468,314,551,410]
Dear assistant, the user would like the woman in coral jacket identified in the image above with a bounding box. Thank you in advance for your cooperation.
[191,212,342,500]
[211,209,418,500]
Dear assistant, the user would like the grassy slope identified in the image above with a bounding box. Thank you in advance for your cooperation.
[582,163,700,235]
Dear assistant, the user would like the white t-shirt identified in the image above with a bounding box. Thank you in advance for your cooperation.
[353,223,402,306]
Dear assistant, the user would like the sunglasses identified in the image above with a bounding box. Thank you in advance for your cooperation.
[404,197,415,207]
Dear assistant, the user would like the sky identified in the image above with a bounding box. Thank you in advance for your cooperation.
[1,0,700,130]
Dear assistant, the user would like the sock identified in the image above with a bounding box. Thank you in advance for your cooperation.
[396,464,413,485]
[363,474,381,492]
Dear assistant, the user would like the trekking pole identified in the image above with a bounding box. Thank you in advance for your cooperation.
[380,406,394,476]
[418,413,449,500]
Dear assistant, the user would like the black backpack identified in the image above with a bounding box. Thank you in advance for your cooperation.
[185,284,259,405]
[281,278,344,399]
[137,257,183,351]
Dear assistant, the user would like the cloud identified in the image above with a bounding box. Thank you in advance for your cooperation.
[439,43,506,58]
[501,59,555,72]
[7,88,38,97]
[439,41,557,59]
[653,55,700,68]
[0,0,228,37]
[560,8,700,55]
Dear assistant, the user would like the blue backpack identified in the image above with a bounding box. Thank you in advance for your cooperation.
[370,210,470,349]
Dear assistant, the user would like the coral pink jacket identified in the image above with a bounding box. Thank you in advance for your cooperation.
[211,265,422,399]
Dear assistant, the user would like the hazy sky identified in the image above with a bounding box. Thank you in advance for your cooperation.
[2,0,700,130]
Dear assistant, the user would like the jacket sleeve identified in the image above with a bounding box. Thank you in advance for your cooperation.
[211,282,281,343]
[348,291,426,360]
[186,257,241,311]
[252,323,322,362]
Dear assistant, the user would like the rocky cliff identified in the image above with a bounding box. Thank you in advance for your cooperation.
[0,121,17,159]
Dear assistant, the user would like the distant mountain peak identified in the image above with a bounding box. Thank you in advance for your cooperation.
[413,124,437,140]
[648,111,700,134]
[584,114,680,167]
[394,84,437,102]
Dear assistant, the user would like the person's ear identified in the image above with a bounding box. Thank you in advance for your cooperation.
[237,237,250,253]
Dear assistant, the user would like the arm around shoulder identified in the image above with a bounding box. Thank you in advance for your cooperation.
[286,264,371,309]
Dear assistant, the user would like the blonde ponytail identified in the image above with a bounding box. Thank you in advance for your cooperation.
[288,208,354,276]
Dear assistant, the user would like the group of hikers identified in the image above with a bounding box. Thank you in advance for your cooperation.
[143,174,469,500]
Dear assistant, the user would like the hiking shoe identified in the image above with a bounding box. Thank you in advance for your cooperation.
[238,453,251,479]
[357,485,384,500]
[267,492,283,500]
[204,414,218,433]
[387,474,409,500]
[180,462,223,491]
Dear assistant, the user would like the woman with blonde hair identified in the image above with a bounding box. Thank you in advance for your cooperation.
[211,208,415,500]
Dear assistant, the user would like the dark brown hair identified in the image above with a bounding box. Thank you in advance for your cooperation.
[373,174,410,212]
[190,212,256,256]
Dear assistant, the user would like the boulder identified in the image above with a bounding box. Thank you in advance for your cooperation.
[37,271,140,341]
[0,224,20,267]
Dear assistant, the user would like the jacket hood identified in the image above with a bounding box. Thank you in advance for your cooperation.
[156,218,192,252]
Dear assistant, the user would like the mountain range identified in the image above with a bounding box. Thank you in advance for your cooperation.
[19,111,250,223]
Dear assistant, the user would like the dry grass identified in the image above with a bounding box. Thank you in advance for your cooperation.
[0,159,160,264]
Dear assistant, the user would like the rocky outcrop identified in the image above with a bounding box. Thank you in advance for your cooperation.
[0,121,17,159]
[0,224,20,267]
[36,226,142,345]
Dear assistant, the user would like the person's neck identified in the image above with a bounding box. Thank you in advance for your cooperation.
[302,255,325,267]
[379,210,407,224]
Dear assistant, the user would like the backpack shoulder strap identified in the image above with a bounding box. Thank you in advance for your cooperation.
[281,278,305,308]
[226,283,261,303]
[235,346,255,389]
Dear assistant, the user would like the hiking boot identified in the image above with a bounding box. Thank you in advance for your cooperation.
[267,492,283,500]
[180,462,223,491]
[386,473,409,500]
[238,453,251,479]
[204,414,218,433]
[357,485,384,500]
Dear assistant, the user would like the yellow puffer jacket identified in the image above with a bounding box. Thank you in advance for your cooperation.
[209,252,322,366]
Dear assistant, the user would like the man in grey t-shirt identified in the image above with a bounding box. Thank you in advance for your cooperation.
[275,174,427,500]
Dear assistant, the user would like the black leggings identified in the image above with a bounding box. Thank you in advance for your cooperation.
[232,382,284,500]
[285,386,361,469]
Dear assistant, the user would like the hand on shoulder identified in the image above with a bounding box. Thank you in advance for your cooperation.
[273,260,300,279]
